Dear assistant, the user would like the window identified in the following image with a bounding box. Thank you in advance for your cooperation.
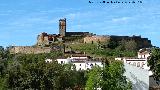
[141,62,144,68]
[90,64,93,67]
[137,62,140,67]
[133,62,136,66]
[61,61,63,64]
[80,64,81,66]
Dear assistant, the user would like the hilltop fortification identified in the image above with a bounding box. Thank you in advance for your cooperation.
[9,18,152,54]
[84,35,152,49]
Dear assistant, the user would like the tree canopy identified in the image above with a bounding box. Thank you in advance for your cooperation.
[85,61,132,90]
[0,46,131,90]
[148,48,160,82]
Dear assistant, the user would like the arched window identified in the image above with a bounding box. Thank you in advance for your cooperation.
[141,62,144,68]
[61,61,63,64]
[133,62,136,66]
[137,62,140,67]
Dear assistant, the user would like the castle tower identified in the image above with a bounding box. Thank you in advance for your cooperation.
[59,18,66,36]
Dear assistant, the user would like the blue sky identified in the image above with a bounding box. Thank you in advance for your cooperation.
[0,0,160,47]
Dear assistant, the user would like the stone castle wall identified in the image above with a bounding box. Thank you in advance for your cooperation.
[84,36,110,43]
[84,35,152,49]
[110,35,152,48]
[10,46,51,54]
[37,32,63,46]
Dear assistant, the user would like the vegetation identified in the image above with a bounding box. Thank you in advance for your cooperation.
[0,47,86,89]
[85,61,132,90]
[0,46,132,90]
[101,61,132,90]
[148,48,160,81]
[69,42,137,58]
[85,66,102,90]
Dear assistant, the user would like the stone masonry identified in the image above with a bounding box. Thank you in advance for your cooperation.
[84,35,110,43]
[10,46,51,54]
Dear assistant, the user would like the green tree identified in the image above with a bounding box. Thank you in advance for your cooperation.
[102,61,131,90]
[107,40,119,49]
[148,48,160,81]
[85,61,131,90]
[124,40,137,51]
[116,39,126,51]
[85,66,102,90]
[0,52,87,90]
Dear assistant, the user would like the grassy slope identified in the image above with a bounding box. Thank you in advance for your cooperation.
[69,43,137,58]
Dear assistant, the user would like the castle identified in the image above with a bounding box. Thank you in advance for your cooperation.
[37,18,92,46]
[59,18,91,37]
[36,18,152,49]
[10,18,152,54]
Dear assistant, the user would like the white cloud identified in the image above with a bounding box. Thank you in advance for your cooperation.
[112,17,131,22]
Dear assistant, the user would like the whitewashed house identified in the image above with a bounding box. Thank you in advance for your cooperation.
[56,58,71,64]
[85,61,103,70]
[72,61,86,70]
[138,48,150,59]
[45,59,53,63]
[45,56,103,71]
[115,48,153,76]
[72,60,103,71]
[71,56,103,71]
[70,56,88,60]
[116,48,151,70]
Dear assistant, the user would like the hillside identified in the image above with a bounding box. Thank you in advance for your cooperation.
[67,43,137,58]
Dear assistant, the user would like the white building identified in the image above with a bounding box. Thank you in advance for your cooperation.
[45,56,103,71]
[45,59,53,63]
[115,48,152,75]
[123,58,149,69]
[56,58,71,64]
[116,48,152,90]
[72,60,103,71]
[85,61,103,70]
[70,56,88,60]
[138,48,151,59]
[72,61,86,70]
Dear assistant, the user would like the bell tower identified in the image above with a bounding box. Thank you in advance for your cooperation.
[59,18,66,36]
